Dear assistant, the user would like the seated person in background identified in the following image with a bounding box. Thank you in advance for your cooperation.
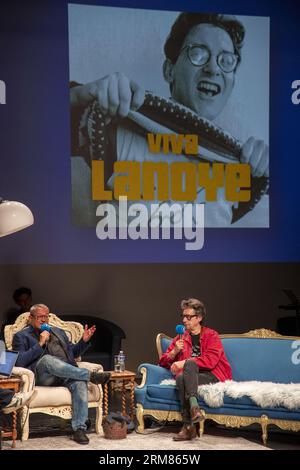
[0,389,37,414]
[12,287,33,315]
[12,304,111,445]
[1,287,33,338]
[159,298,232,441]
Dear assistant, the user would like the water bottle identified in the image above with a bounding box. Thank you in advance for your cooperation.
[118,350,125,372]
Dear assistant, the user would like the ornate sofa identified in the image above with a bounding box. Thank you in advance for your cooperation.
[4,313,103,440]
[135,329,300,445]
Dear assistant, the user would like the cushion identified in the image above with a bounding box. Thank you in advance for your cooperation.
[147,384,179,403]
[30,383,100,407]
[222,337,299,383]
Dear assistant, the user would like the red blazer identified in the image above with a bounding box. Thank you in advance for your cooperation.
[159,326,232,382]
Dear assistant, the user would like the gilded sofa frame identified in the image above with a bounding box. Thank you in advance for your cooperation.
[136,329,300,445]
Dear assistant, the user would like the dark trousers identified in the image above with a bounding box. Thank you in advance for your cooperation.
[0,388,14,450]
[176,359,218,423]
[0,389,14,411]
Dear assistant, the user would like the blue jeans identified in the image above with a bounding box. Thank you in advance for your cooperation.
[35,355,90,431]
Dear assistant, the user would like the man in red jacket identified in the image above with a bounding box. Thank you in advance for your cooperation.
[159,298,232,441]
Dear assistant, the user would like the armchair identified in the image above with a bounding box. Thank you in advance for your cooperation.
[4,312,103,441]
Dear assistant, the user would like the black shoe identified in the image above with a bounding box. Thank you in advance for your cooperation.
[73,428,89,445]
[90,371,111,385]
[85,418,92,431]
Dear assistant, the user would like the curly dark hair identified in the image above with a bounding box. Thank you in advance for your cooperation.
[164,12,245,66]
[181,298,206,323]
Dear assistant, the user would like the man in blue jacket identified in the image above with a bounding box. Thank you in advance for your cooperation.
[13,304,110,445]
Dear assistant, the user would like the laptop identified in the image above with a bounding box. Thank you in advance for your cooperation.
[0,350,19,377]
[282,289,300,305]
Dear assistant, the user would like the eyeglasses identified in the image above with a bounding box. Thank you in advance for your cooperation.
[181,314,198,321]
[32,315,49,321]
[180,44,239,73]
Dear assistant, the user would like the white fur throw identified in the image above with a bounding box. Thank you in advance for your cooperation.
[160,379,300,410]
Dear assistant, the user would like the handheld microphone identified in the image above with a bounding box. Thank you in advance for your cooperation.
[175,324,185,339]
[40,323,51,333]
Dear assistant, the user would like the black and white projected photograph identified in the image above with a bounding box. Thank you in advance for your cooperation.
[69,4,269,230]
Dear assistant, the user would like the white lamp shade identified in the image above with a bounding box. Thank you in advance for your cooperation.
[0,200,34,237]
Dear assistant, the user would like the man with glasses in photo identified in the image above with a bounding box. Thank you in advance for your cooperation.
[159,298,232,441]
[71,12,269,227]
[12,304,110,445]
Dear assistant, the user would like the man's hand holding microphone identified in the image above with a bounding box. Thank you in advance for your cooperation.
[39,323,51,347]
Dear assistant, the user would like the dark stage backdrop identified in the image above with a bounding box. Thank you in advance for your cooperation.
[0,0,299,263]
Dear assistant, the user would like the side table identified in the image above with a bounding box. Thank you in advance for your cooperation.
[103,370,136,420]
[0,376,21,449]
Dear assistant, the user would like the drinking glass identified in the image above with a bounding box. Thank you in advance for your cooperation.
[114,355,121,372]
